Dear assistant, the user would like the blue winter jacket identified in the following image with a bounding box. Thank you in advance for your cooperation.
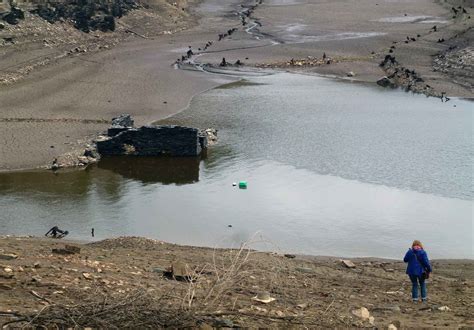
[403,248,432,276]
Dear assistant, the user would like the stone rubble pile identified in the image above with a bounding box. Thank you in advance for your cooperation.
[433,46,474,89]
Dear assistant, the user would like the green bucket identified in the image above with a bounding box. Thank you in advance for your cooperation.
[239,181,248,189]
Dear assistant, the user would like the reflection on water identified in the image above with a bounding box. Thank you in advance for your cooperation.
[0,73,472,259]
[98,156,201,185]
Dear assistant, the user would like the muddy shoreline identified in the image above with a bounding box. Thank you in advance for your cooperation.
[0,0,473,171]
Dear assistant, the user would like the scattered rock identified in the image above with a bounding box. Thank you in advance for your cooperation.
[152,267,166,274]
[376,76,396,88]
[165,261,192,281]
[252,291,276,304]
[52,245,80,255]
[342,260,356,268]
[373,305,401,312]
[31,275,42,282]
[202,128,218,146]
[82,272,93,280]
[0,282,13,290]
[34,262,41,269]
[0,271,14,279]
[0,253,18,260]
[352,307,370,320]
[213,318,234,328]
[369,316,375,325]
[388,320,401,329]
[284,254,296,259]
[3,7,25,25]
[347,71,355,77]
[251,305,268,313]
[438,305,451,312]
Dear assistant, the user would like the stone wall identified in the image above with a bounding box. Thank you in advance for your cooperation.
[96,125,204,157]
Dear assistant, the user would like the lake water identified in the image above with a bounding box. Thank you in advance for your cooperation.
[1,73,472,259]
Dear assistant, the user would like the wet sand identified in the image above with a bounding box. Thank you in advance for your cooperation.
[0,0,472,171]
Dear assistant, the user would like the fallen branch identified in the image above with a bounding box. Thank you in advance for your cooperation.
[30,290,52,304]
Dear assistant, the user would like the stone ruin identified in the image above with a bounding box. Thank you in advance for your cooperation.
[96,114,214,157]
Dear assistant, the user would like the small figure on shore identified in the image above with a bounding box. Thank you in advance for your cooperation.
[441,92,450,102]
[403,240,432,303]
[220,57,227,67]
[51,158,59,171]
[322,52,326,60]
[91,228,95,237]
[45,226,69,239]
[431,25,437,32]
[186,47,193,58]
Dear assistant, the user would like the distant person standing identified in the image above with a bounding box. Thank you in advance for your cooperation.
[91,228,95,237]
[404,240,432,303]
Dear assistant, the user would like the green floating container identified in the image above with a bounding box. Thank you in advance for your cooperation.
[239,181,248,189]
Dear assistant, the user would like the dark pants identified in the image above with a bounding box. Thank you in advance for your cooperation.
[409,274,427,301]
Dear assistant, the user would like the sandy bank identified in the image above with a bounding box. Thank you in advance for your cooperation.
[0,236,472,328]
[0,0,243,171]
[0,0,472,171]
[0,10,239,171]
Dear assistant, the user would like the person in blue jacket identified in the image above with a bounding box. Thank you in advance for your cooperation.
[404,240,432,302]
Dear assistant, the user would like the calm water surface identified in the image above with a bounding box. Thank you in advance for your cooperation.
[1,73,472,259]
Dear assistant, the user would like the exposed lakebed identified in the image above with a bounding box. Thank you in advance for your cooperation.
[1,73,472,259]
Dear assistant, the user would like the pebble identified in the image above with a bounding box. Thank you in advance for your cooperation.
[0,253,18,260]
[82,272,93,280]
[352,307,370,320]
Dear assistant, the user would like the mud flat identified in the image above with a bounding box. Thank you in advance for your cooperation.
[0,236,472,328]
[0,0,239,171]
[192,0,473,98]
[0,0,472,171]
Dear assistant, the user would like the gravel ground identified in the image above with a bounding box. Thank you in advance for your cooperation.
[0,236,472,328]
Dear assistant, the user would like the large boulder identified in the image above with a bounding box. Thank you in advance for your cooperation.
[376,76,396,88]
